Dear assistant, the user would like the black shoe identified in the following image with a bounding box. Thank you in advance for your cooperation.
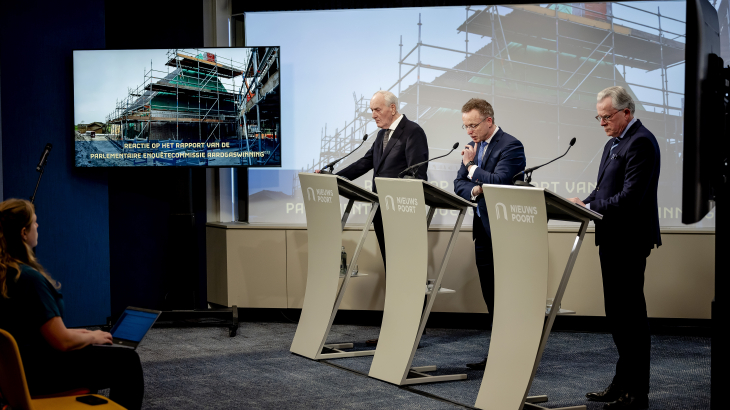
[586,383,625,402]
[365,338,378,346]
[466,358,487,370]
[603,393,649,409]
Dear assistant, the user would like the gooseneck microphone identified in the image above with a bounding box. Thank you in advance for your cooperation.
[30,143,53,204]
[513,137,576,186]
[320,134,368,174]
[399,142,460,179]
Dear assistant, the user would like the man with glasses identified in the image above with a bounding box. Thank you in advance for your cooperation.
[453,98,526,370]
[568,86,660,410]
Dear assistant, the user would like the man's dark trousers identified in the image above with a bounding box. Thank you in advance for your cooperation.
[473,209,494,327]
[599,244,651,395]
[372,206,386,268]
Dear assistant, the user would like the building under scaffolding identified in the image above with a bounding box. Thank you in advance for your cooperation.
[294,3,685,207]
[104,47,280,166]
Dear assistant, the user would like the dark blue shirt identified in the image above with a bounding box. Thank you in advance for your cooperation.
[0,263,64,370]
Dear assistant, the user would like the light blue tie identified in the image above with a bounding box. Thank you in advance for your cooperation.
[477,141,486,167]
[475,141,485,217]
[610,138,621,156]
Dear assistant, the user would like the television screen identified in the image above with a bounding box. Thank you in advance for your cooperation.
[73,47,281,167]
[682,0,722,224]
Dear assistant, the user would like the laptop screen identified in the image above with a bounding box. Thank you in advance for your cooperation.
[111,308,159,342]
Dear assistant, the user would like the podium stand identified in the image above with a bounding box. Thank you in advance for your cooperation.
[368,177,475,385]
[290,173,380,360]
[475,185,602,410]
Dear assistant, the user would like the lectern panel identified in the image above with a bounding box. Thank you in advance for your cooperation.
[369,178,429,384]
[290,173,343,358]
[477,185,549,410]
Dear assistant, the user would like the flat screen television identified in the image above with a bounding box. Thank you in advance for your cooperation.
[682,0,722,224]
[73,47,281,167]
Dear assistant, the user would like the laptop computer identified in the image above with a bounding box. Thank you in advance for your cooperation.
[106,306,161,349]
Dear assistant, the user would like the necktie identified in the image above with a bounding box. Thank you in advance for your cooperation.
[609,138,621,159]
[477,141,488,167]
[475,141,486,217]
[382,129,391,152]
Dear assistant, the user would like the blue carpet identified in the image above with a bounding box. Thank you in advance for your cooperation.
[135,323,709,409]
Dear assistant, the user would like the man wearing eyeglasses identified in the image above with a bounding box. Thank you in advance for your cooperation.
[453,98,526,370]
[567,86,660,410]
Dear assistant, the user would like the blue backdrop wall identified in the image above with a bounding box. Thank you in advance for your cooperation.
[0,0,110,327]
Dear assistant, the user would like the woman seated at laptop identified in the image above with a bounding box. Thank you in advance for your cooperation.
[0,199,143,410]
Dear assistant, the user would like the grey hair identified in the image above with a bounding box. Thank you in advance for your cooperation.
[373,90,398,110]
[597,86,635,115]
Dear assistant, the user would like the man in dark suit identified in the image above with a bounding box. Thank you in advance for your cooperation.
[453,98,526,370]
[568,86,661,410]
[317,91,429,345]
[332,90,429,266]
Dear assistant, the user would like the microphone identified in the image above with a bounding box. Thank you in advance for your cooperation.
[36,143,53,172]
[320,134,368,174]
[399,142,460,179]
[30,143,53,204]
[513,137,576,186]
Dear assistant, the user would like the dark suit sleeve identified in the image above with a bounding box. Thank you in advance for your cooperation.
[583,190,597,205]
[471,140,526,185]
[583,142,609,204]
[454,142,476,201]
[585,137,658,217]
[336,143,375,181]
[405,125,429,180]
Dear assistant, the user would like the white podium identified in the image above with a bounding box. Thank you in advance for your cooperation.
[475,185,602,410]
[368,177,476,385]
[290,172,380,360]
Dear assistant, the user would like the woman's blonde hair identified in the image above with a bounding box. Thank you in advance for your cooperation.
[0,198,58,297]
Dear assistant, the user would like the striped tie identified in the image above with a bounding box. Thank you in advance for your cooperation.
[382,129,392,152]
[610,138,621,155]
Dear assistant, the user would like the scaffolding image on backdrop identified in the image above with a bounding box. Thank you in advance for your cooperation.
[73,47,281,167]
[245,2,705,227]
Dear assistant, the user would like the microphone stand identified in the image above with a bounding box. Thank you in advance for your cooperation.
[513,139,576,187]
[30,156,50,204]
[320,135,368,174]
[399,143,460,179]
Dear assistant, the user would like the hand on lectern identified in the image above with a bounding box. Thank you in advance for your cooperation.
[567,197,586,207]
[314,169,321,174]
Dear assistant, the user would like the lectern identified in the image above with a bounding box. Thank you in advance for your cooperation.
[475,185,602,410]
[368,177,476,385]
[290,173,379,360]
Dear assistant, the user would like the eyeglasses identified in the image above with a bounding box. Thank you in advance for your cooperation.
[595,110,621,123]
[462,116,490,130]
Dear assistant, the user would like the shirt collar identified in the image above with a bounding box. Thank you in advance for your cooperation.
[617,118,637,141]
[482,126,500,145]
[384,114,404,132]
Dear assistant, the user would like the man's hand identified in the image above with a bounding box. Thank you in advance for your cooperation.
[471,185,483,197]
[314,169,321,174]
[567,197,586,207]
[462,144,477,166]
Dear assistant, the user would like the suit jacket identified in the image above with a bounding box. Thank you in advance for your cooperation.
[453,128,526,239]
[583,119,661,249]
[336,114,429,190]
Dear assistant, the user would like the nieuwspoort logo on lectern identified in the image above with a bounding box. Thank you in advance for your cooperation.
[306,187,335,203]
[495,202,538,223]
[385,195,418,213]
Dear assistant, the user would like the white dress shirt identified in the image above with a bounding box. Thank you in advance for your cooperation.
[469,126,500,199]
[383,114,404,140]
